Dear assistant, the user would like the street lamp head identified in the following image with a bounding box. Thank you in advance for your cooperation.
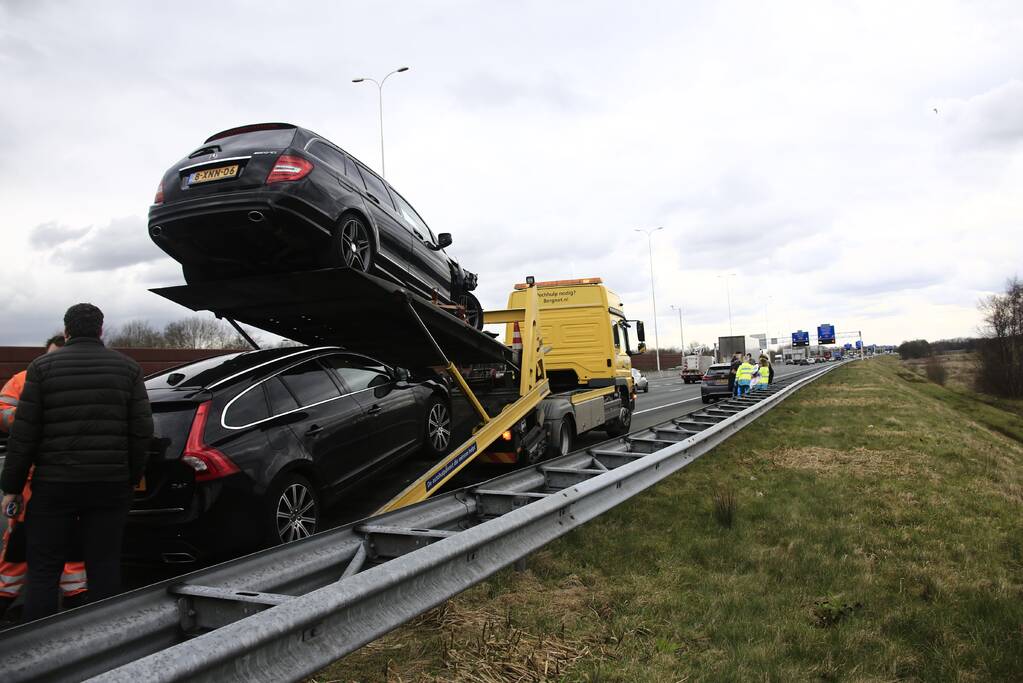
[352,78,365,83]
[397,66,410,72]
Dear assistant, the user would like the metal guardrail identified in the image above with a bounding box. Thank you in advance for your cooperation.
[0,363,842,682]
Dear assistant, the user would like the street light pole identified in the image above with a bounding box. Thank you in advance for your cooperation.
[718,273,736,336]
[352,66,410,178]
[671,304,684,353]
[635,227,664,373]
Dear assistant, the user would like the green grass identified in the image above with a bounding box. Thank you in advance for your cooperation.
[314,358,1023,682]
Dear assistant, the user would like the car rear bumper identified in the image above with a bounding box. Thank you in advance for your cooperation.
[701,384,732,398]
[125,483,262,564]
[148,189,334,271]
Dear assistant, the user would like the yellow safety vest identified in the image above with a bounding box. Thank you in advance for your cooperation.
[757,363,770,384]
[736,362,754,381]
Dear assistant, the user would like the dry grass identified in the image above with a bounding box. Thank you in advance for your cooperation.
[764,445,929,478]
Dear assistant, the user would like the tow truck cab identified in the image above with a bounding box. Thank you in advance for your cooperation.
[505,278,646,392]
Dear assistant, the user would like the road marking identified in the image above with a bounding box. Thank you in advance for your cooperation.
[668,388,683,392]
[635,397,701,415]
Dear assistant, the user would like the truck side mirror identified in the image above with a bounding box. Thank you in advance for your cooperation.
[433,233,453,249]
[636,321,646,343]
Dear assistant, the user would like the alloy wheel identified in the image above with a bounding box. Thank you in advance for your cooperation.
[340,218,372,271]
[276,483,317,543]
[428,402,451,452]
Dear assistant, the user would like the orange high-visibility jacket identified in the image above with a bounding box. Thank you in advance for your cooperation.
[0,370,88,597]
[0,371,26,432]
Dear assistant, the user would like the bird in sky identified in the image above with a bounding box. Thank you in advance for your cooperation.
[933,107,938,114]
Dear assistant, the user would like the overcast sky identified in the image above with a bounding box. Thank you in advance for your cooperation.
[1,0,1021,350]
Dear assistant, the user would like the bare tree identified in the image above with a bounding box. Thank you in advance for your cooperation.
[107,320,165,348]
[685,341,713,355]
[163,317,251,350]
[977,277,1023,397]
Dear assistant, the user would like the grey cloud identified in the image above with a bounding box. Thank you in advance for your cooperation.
[50,216,163,272]
[30,221,90,249]
[449,72,590,112]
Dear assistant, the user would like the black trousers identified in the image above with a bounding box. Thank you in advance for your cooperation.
[24,480,131,621]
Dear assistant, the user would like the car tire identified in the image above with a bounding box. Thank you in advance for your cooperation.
[546,417,574,459]
[263,473,320,547]
[604,390,633,437]
[701,395,710,404]
[422,396,452,458]
[643,386,649,393]
[457,292,484,330]
[330,214,373,273]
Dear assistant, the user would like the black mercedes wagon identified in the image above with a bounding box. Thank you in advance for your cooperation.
[126,346,452,564]
[148,123,482,327]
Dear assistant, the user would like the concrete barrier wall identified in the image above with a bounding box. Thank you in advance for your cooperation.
[0,347,237,387]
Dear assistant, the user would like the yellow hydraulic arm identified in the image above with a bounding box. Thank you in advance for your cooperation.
[376,281,550,514]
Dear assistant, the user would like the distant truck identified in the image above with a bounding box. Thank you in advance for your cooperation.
[681,354,714,383]
[717,335,760,362]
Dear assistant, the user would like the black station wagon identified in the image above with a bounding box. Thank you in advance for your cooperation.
[148,123,482,327]
[126,346,452,564]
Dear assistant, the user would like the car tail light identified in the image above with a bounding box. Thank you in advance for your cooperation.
[182,401,239,482]
[702,375,712,381]
[154,181,164,205]
[266,154,313,184]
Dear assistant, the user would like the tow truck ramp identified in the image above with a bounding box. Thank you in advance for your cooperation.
[0,363,844,682]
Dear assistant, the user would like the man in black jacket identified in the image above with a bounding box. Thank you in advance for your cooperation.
[0,303,153,620]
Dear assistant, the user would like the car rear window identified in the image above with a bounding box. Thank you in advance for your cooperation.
[205,127,298,153]
[706,366,730,377]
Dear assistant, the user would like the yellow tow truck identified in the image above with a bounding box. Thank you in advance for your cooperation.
[153,270,645,515]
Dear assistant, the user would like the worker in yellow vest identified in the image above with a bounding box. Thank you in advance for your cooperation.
[756,356,771,390]
[735,355,755,397]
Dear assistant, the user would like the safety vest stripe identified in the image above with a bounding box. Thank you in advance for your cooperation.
[0,396,18,406]
[1,407,14,428]
[60,570,88,583]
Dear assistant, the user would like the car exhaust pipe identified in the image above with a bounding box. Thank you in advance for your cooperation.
[150,225,163,237]
[247,211,265,223]
[161,552,196,564]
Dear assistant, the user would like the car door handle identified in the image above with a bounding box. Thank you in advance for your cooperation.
[306,424,324,435]
[367,405,383,416]
[412,229,423,239]
[366,192,380,204]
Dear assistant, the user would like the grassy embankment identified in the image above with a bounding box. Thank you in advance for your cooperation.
[315,357,1023,682]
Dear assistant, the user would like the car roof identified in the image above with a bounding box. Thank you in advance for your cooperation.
[145,346,342,392]
[709,363,730,369]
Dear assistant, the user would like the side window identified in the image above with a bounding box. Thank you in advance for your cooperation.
[612,323,621,348]
[265,376,299,416]
[278,361,341,407]
[223,385,270,428]
[322,356,390,393]
[307,140,349,176]
[356,163,396,210]
[390,190,436,241]
[344,156,367,189]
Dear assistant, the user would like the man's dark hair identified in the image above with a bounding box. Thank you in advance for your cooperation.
[64,303,104,339]
[45,334,66,348]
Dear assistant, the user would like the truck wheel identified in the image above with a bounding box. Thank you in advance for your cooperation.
[546,418,573,459]
[604,393,632,437]
[263,473,320,547]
